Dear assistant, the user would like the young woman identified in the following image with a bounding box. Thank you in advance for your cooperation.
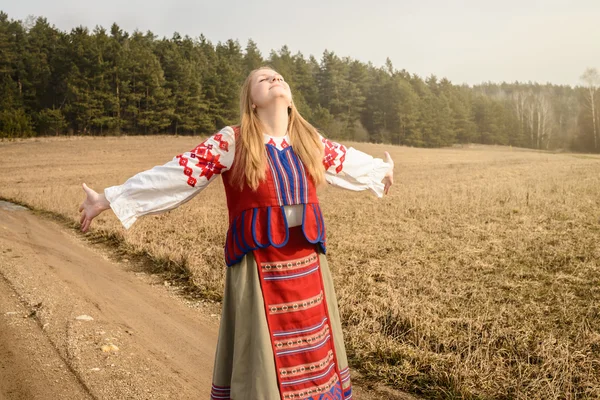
[79,67,394,400]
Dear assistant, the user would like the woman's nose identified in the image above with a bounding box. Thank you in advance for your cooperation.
[272,75,282,82]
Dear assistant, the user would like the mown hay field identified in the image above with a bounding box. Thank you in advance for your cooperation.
[1,135,599,399]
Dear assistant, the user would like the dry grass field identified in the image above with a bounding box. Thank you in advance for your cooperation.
[1,135,599,399]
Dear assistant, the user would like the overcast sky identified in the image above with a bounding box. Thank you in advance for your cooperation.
[2,0,599,86]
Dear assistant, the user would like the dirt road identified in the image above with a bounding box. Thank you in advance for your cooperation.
[0,203,413,400]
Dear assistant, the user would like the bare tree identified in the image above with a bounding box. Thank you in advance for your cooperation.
[580,68,599,150]
[512,91,527,141]
[537,93,553,149]
[525,91,536,148]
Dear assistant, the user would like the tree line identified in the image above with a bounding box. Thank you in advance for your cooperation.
[1,12,598,152]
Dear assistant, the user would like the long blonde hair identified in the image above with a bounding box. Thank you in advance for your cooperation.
[230,67,325,190]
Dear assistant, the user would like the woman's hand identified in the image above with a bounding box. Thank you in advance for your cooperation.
[78,183,110,233]
[383,151,394,195]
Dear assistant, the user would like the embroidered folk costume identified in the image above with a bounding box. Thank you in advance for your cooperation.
[104,126,390,400]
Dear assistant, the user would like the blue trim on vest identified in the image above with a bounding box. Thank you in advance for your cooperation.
[225,205,327,267]
[317,204,326,240]
[251,208,269,249]
[302,203,323,244]
[266,206,290,248]
[313,204,322,242]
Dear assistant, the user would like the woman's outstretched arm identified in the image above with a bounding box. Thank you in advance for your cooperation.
[79,126,235,232]
[319,134,394,197]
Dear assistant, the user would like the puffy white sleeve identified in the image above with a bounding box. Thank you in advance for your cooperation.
[104,126,235,229]
[320,134,391,198]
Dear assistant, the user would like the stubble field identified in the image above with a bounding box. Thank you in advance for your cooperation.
[1,135,599,399]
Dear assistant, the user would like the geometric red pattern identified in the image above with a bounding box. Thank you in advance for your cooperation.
[279,350,334,378]
[176,133,230,187]
[253,230,343,400]
[321,137,346,174]
[196,152,226,180]
[213,133,230,152]
[175,154,198,187]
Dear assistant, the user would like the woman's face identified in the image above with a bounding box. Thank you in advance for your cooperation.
[250,69,292,110]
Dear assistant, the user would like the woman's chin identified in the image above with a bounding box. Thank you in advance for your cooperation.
[264,95,292,106]
[255,94,292,110]
[269,86,289,95]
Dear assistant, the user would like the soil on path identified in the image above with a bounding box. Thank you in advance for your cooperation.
[0,203,415,400]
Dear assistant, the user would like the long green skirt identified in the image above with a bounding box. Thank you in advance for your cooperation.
[210,227,353,400]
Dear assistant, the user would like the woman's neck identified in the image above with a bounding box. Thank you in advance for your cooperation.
[256,104,289,137]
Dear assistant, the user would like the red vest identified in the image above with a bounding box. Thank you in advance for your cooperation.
[221,127,326,266]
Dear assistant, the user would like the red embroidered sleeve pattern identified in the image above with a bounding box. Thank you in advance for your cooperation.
[176,131,232,187]
[321,137,346,174]
[213,133,230,152]
[176,153,198,187]
[197,152,227,180]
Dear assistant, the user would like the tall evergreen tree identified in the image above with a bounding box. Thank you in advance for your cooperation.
[0,11,596,152]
